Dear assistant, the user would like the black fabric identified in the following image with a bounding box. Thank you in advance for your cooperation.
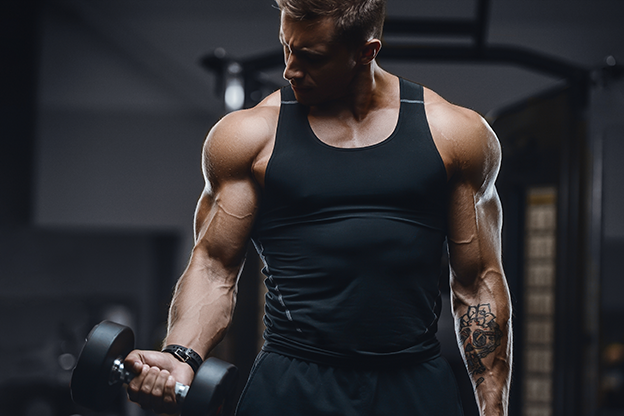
[235,351,464,416]
[250,78,449,365]
[161,344,203,373]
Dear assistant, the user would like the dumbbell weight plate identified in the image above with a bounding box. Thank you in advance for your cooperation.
[71,321,134,411]
[185,357,238,416]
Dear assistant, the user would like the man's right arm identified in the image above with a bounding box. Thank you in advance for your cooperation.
[124,104,276,414]
[164,112,263,358]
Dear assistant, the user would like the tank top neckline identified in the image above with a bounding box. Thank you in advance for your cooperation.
[299,77,410,152]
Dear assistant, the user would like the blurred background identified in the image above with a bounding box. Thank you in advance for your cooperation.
[2,0,624,415]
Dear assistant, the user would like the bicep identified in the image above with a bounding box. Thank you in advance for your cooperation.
[191,115,264,276]
[193,178,259,272]
[447,181,503,289]
[446,118,504,291]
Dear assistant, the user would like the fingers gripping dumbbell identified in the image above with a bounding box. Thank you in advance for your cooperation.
[70,321,238,416]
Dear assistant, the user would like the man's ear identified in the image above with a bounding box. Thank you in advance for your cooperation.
[360,39,382,64]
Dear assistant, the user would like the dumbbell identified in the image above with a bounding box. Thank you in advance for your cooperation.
[70,320,238,416]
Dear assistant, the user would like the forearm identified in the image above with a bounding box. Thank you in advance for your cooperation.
[163,250,242,358]
[451,270,513,416]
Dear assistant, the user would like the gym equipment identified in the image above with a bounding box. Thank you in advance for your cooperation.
[70,321,238,415]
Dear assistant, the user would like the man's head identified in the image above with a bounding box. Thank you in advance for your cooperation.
[277,0,386,105]
[275,0,386,48]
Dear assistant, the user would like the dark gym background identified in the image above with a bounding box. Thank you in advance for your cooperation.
[2,1,624,415]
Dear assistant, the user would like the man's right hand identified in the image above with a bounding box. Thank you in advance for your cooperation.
[124,350,196,415]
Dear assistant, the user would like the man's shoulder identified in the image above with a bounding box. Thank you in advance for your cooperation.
[423,87,500,179]
[423,87,486,133]
[203,90,282,176]
[210,90,281,144]
[206,91,281,154]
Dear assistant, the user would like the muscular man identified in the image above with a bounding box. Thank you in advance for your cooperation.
[125,0,512,415]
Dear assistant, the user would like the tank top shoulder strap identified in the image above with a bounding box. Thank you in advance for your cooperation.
[399,78,425,103]
[277,86,309,141]
[396,78,446,186]
[281,84,297,103]
[279,85,306,119]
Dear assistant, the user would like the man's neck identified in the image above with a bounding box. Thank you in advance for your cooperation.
[310,63,398,122]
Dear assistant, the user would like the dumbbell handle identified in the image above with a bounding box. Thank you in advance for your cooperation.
[110,357,190,404]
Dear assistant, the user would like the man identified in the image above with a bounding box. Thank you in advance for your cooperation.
[125,0,512,415]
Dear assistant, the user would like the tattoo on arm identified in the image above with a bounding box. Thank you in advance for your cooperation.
[458,304,503,380]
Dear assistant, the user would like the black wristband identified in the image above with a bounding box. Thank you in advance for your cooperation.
[162,345,204,374]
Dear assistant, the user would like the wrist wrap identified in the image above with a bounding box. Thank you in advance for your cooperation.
[162,344,203,373]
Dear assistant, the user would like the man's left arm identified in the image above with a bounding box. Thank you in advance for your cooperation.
[445,111,513,416]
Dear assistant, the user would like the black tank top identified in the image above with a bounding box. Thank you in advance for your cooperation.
[251,78,448,367]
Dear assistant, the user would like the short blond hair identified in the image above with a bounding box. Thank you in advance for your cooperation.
[276,0,386,46]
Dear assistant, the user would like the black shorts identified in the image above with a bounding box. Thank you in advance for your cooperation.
[235,351,465,416]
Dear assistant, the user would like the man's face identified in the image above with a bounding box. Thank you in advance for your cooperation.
[279,13,359,105]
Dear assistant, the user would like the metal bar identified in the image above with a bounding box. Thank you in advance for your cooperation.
[583,122,603,416]
[384,0,491,45]
[378,44,588,81]
[383,18,476,37]
[485,46,588,83]
[201,43,588,93]
[475,0,491,51]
